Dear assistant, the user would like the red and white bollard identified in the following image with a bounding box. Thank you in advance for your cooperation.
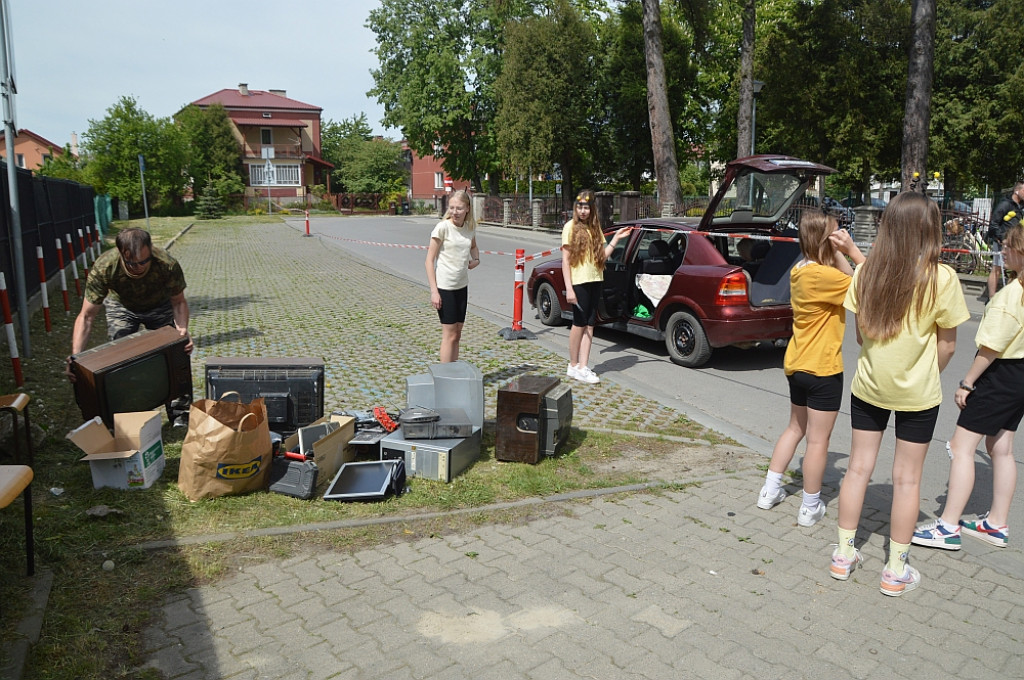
[56,239,70,312]
[90,225,102,259]
[77,228,90,277]
[66,234,81,297]
[498,248,535,341]
[305,209,310,236]
[0,273,24,386]
[36,247,51,333]
[512,249,525,331]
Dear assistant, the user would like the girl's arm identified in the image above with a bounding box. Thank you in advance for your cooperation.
[425,238,442,309]
[562,247,576,305]
[936,326,957,373]
[828,229,866,275]
[954,346,1000,409]
[468,236,480,270]
[604,227,632,258]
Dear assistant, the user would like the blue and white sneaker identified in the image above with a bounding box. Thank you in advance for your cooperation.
[912,519,962,551]
[960,513,1009,548]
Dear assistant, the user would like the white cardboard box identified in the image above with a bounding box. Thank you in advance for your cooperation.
[66,410,165,490]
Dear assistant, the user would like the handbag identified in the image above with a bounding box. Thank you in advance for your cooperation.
[177,395,272,501]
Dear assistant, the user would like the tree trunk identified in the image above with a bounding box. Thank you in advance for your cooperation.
[641,0,684,214]
[736,0,755,159]
[901,0,936,190]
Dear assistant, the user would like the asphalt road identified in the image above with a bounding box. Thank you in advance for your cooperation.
[296,213,1023,577]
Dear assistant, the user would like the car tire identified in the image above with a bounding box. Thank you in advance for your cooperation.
[665,311,712,368]
[536,282,564,326]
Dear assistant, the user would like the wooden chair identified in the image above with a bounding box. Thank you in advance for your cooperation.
[1,394,35,581]
[0,393,34,467]
[0,465,34,577]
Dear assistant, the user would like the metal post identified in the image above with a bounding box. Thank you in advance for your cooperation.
[0,0,29,355]
[138,154,150,230]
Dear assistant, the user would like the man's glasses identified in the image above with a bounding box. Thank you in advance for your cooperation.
[122,255,152,269]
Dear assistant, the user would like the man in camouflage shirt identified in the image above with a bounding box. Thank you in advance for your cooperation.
[69,227,192,355]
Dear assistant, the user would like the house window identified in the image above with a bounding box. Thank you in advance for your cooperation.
[15,153,25,168]
[41,154,52,163]
[261,128,273,145]
[249,163,300,186]
[434,172,444,190]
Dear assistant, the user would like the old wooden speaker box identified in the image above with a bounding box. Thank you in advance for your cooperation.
[496,375,561,464]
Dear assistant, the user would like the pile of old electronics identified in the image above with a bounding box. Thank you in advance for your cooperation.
[202,357,572,502]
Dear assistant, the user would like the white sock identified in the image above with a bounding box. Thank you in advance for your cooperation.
[938,517,959,532]
[801,491,821,510]
[763,470,784,494]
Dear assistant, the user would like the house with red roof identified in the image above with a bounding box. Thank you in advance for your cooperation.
[189,83,333,205]
[0,129,70,171]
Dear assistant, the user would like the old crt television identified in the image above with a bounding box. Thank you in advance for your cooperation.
[204,357,325,435]
[71,326,193,428]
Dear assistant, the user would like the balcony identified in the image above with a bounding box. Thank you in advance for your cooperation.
[242,144,304,160]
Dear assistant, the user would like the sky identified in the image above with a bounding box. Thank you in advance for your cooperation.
[7,0,392,149]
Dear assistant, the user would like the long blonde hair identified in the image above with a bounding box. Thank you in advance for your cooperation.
[855,191,941,341]
[444,190,476,230]
[798,211,838,266]
[567,189,605,269]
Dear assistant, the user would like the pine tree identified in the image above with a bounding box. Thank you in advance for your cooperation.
[195,181,224,220]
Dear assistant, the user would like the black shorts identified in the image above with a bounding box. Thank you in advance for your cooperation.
[957,358,1024,436]
[571,281,601,327]
[850,394,939,444]
[436,287,468,325]
[787,371,843,411]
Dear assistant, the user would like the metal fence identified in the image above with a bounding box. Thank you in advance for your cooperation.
[0,163,99,315]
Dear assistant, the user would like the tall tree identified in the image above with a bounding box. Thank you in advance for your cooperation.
[735,0,755,159]
[597,1,694,190]
[83,96,188,213]
[641,0,685,212]
[175,103,243,201]
[368,0,541,192]
[494,0,598,206]
[901,0,936,189]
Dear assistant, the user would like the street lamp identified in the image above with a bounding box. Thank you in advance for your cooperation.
[751,80,764,156]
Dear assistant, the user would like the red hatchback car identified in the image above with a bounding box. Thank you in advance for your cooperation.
[526,155,837,367]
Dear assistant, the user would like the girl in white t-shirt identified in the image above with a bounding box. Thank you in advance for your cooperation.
[425,190,479,362]
[832,191,969,596]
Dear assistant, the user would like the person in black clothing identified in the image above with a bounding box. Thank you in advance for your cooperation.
[985,180,1024,300]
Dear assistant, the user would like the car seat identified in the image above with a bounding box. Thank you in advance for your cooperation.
[642,239,674,275]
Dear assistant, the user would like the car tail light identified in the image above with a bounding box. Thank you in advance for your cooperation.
[714,271,749,306]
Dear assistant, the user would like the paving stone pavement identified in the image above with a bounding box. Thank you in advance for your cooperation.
[138,219,1023,680]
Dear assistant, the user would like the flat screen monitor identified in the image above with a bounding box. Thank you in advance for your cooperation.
[71,326,193,428]
[204,357,325,435]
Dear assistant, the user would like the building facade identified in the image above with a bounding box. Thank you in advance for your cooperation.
[0,129,68,171]
[189,84,333,205]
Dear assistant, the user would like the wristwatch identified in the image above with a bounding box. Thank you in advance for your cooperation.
[958,380,975,392]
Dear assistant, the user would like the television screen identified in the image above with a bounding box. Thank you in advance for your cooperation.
[71,326,193,428]
[104,353,171,415]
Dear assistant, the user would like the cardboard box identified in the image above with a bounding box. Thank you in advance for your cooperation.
[67,410,165,490]
[282,414,355,485]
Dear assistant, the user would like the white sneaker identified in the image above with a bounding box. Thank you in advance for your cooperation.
[797,502,826,527]
[575,366,600,384]
[567,363,581,380]
[756,485,786,510]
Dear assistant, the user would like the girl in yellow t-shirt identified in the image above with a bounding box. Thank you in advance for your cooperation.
[913,224,1024,552]
[757,212,864,527]
[832,191,969,596]
[560,190,630,384]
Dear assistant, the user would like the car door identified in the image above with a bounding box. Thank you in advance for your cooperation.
[597,226,634,321]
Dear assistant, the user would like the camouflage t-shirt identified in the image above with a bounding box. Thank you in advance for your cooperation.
[84,246,187,312]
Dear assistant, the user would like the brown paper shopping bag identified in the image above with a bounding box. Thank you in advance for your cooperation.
[177,396,272,501]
